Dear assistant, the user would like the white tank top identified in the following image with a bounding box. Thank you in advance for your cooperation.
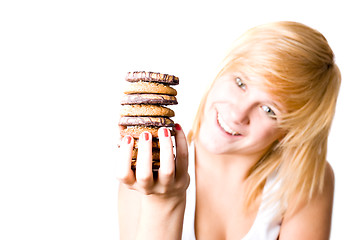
[182,144,283,240]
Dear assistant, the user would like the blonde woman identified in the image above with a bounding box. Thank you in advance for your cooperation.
[117,21,341,240]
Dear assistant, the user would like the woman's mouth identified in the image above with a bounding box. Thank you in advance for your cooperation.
[217,112,242,136]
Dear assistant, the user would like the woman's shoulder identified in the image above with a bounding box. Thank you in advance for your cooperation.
[278,161,334,239]
[325,161,335,184]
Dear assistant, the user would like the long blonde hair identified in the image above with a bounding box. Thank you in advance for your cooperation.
[188,21,341,211]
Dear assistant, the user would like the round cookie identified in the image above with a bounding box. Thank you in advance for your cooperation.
[126,71,179,85]
[120,105,175,117]
[119,116,174,127]
[120,126,175,138]
[123,82,177,96]
[120,93,178,105]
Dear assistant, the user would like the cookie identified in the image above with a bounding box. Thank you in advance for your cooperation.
[120,126,175,138]
[126,71,179,85]
[120,105,175,117]
[119,116,174,127]
[120,94,178,105]
[123,82,177,96]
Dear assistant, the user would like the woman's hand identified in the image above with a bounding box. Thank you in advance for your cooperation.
[117,123,190,199]
[117,124,189,239]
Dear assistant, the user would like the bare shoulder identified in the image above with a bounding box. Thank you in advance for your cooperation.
[323,162,335,186]
[118,183,142,239]
[279,162,335,240]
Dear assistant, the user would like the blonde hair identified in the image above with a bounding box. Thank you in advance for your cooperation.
[188,21,341,212]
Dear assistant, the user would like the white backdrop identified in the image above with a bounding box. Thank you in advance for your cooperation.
[1,0,359,239]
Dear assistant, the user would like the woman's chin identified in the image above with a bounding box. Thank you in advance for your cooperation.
[197,129,231,155]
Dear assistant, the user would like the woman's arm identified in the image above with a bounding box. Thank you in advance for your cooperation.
[117,124,190,240]
[118,184,187,240]
[279,163,335,240]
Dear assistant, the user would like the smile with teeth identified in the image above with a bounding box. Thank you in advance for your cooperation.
[217,113,242,136]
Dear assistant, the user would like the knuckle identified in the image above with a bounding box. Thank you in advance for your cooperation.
[138,187,153,195]
[136,175,153,189]
[137,173,153,183]
[143,189,154,195]
[175,151,188,161]
[178,173,191,190]
[160,168,175,178]
[117,173,133,185]
[157,186,168,195]
[185,173,191,185]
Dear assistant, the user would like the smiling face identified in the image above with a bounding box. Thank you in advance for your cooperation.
[197,71,284,158]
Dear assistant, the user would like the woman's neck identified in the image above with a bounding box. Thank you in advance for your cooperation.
[194,139,262,183]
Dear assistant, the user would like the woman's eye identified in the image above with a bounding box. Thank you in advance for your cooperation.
[235,77,246,90]
[261,105,276,117]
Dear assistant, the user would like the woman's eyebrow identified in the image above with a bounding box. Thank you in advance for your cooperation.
[269,99,285,114]
[233,71,249,81]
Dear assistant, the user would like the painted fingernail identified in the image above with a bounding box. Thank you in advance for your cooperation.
[174,123,181,131]
[163,128,169,137]
[123,135,131,144]
[143,132,150,141]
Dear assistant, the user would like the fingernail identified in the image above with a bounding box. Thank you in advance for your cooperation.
[143,132,150,141]
[174,124,181,131]
[123,135,131,144]
[163,128,169,137]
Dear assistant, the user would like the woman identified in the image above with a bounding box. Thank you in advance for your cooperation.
[117,21,341,239]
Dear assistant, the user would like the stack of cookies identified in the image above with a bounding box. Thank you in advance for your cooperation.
[119,71,179,171]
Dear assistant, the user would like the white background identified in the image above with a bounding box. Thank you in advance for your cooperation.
[1,0,359,239]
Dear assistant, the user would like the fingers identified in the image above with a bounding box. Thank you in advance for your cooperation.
[117,125,126,148]
[117,124,189,196]
[117,131,155,194]
[116,135,136,185]
[135,132,154,190]
[158,127,175,186]
[173,124,189,177]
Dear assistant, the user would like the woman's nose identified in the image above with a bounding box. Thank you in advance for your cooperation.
[230,99,252,125]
